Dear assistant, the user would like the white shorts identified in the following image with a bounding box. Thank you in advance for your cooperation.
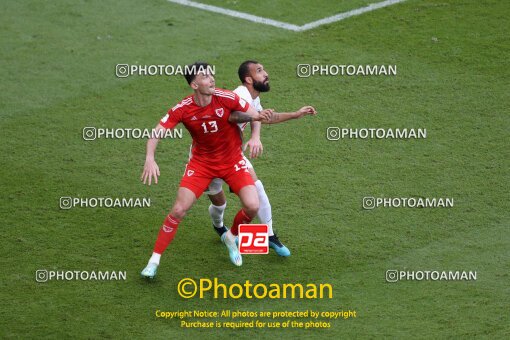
[205,155,253,195]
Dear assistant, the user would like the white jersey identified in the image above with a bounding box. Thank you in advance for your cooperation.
[233,85,263,131]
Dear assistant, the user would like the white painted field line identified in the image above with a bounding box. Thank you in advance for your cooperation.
[167,0,407,32]
[167,0,301,31]
[298,0,407,31]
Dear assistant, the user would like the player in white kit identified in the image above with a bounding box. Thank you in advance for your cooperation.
[207,60,294,256]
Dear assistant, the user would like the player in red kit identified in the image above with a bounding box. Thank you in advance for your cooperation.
[140,62,316,278]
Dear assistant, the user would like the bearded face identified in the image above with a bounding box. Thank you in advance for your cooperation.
[253,78,270,92]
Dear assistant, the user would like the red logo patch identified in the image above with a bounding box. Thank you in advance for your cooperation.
[238,224,269,254]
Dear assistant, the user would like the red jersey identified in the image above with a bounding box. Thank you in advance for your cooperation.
[160,89,250,169]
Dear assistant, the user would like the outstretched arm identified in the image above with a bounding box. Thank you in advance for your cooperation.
[263,106,317,124]
[229,104,272,123]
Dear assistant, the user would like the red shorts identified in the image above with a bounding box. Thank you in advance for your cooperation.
[179,157,254,198]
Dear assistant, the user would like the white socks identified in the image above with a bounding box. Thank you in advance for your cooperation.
[148,252,161,265]
[254,180,274,236]
[209,202,226,228]
[208,180,273,236]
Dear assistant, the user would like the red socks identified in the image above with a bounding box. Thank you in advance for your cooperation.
[153,214,181,254]
[153,209,252,253]
[230,209,253,236]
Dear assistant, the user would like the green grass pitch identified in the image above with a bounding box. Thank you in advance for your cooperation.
[1,0,508,338]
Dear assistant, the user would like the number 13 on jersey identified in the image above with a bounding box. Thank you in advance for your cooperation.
[201,121,218,133]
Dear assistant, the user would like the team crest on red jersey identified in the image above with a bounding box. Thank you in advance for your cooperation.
[187,170,194,176]
[215,108,224,117]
